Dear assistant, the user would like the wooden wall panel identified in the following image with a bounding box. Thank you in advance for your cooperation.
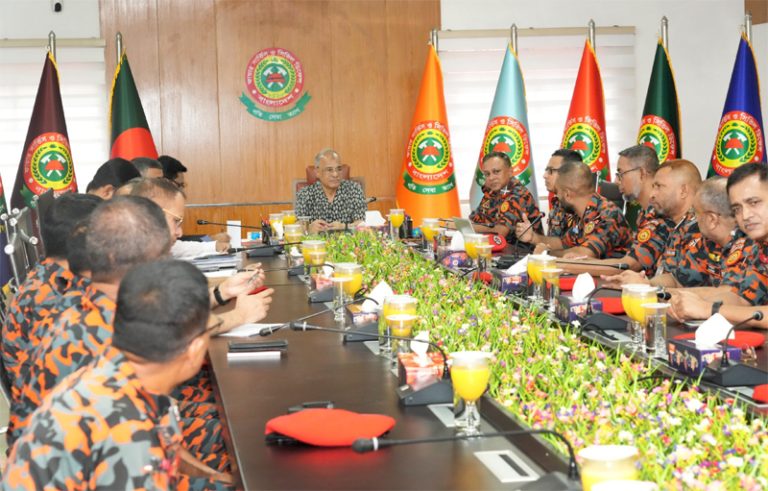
[156,0,223,203]
[99,0,440,230]
[746,0,767,24]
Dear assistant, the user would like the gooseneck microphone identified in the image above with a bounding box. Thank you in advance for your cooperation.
[289,323,453,406]
[197,219,262,230]
[258,297,373,337]
[227,241,303,254]
[352,428,580,482]
[513,215,543,258]
[704,311,766,387]
[555,259,629,270]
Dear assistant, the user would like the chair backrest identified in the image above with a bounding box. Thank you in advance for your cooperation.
[596,179,623,209]
[305,165,351,184]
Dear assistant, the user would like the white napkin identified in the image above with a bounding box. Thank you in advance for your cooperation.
[695,313,734,347]
[411,331,430,361]
[321,264,334,277]
[272,221,284,239]
[227,220,242,248]
[289,246,302,257]
[505,255,528,274]
[571,273,596,301]
[365,211,387,227]
[449,231,464,251]
[362,280,393,312]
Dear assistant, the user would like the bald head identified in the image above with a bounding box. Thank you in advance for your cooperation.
[555,160,595,197]
[695,177,730,216]
[662,159,702,191]
[650,159,703,218]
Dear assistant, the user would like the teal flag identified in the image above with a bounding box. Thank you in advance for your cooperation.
[470,43,538,209]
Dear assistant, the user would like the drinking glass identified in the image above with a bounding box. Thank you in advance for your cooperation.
[269,212,284,239]
[334,263,363,299]
[540,268,563,313]
[389,208,405,242]
[464,233,486,270]
[642,302,670,358]
[331,276,352,326]
[527,255,556,303]
[297,216,312,235]
[450,351,492,436]
[284,223,303,245]
[621,284,657,349]
[301,239,326,275]
[475,243,493,274]
[380,295,417,357]
[578,445,639,491]
[421,218,440,258]
[282,209,297,225]
[386,313,419,361]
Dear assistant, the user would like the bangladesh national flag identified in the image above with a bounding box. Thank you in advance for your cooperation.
[707,34,765,177]
[10,52,78,209]
[637,40,681,162]
[109,52,158,160]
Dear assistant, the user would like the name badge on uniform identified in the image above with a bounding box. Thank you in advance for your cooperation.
[584,222,595,235]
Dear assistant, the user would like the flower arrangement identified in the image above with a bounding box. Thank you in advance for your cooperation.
[325,231,768,489]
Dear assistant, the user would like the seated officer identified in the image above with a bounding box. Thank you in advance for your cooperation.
[540,149,581,237]
[467,151,543,243]
[2,260,234,488]
[1,193,101,405]
[670,163,768,328]
[85,158,141,199]
[296,148,367,234]
[131,156,165,178]
[603,159,702,287]
[516,159,632,258]
[556,145,674,276]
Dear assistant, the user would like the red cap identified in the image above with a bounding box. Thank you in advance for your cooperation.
[753,384,768,404]
[265,408,396,447]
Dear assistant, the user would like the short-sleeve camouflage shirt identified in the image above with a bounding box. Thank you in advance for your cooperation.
[2,346,183,490]
[561,193,632,258]
[658,210,698,278]
[1,259,87,402]
[469,180,544,242]
[626,206,675,274]
[547,196,573,238]
[721,237,768,306]
[670,226,733,287]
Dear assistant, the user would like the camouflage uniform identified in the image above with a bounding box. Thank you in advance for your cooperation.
[561,193,632,258]
[546,196,573,238]
[721,237,768,306]
[626,206,675,274]
[2,346,184,490]
[657,211,698,279]
[1,258,87,403]
[7,285,228,474]
[469,180,544,242]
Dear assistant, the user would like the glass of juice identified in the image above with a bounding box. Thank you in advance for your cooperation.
[527,254,556,303]
[578,445,639,491]
[334,263,363,299]
[540,267,563,313]
[464,233,486,270]
[284,223,303,245]
[421,218,440,258]
[386,313,419,360]
[301,239,326,275]
[450,351,492,436]
[282,209,297,225]
[389,208,405,242]
[380,295,417,358]
[621,284,657,349]
[475,243,493,274]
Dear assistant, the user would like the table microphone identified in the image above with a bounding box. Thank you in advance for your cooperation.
[197,219,262,230]
[703,311,766,387]
[352,428,580,488]
[289,323,453,406]
[578,286,627,335]
[513,215,543,259]
[258,297,372,337]
[555,259,629,270]
[227,242,303,254]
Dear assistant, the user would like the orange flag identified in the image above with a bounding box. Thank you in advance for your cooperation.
[396,45,460,227]
[561,39,610,180]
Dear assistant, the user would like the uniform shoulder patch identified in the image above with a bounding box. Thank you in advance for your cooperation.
[637,228,652,243]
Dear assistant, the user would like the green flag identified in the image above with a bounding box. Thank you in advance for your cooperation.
[109,52,158,160]
[637,40,682,162]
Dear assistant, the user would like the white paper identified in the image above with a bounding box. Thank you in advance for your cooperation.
[272,221,284,240]
[362,281,394,312]
[505,255,528,274]
[571,273,596,301]
[411,331,430,359]
[227,220,242,248]
[203,269,237,279]
[450,231,465,251]
[694,313,734,347]
[219,323,283,337]
[289,246,302,257]
[365,211,387,226]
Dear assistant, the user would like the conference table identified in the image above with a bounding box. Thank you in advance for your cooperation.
[206,248,768,489]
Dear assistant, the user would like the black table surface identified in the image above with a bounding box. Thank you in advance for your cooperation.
[207,255,555,490]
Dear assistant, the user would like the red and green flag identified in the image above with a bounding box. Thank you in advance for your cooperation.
[708,34,765,177]
[637,40,681,162]
[10,52,78,209]
[561,39,610,180]
[396,45,460,226]
[109,52,158,160]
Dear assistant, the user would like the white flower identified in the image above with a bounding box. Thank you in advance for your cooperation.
[618,431,633,443]
[701,433,717,446]
[685,398,703,412]
[726,456,744,467]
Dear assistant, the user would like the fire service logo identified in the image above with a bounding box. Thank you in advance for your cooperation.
[240,47,311,122]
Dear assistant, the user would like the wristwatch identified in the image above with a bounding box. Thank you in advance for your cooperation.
[213,285,230,307]
[711,300,723,316]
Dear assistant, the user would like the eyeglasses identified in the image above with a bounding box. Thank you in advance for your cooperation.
[162,208,184,229]
[544,167,560,175]
[322,166,344,175]
[614,167,642,181]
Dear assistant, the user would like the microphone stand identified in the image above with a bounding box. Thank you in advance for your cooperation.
[575,286,627,336]
[227,241,303,254]
[352,428,580,488]
[555,259,629,270]
[289,323,453,406]
[702,311,767,387]
[197,219,262,230]
[257,297,370,337]
[514,215,543,259]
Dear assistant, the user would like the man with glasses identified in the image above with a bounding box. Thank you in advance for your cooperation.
[3,260,235,488]
[296,148,367,234]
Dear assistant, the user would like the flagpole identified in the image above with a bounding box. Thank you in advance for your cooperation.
[116,32,123,64]
[510,24,518,55]
[588,19,595,47]
[660,16,669,50]
[430,28,438,51]
[744,12,752,44]
[47,31,56,61]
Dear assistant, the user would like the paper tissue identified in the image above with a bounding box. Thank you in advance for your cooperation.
[398,332,445,389]
[667,314,741,376]
[556,273,603,322]
[492,255,528,294]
